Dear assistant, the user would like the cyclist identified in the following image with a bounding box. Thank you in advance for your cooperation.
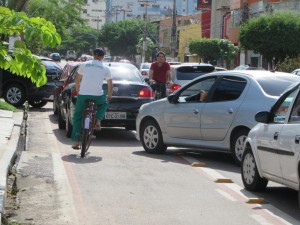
[149,51,172,98]
[71,48,113,149]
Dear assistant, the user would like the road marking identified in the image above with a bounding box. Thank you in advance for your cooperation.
[216,188,237,201]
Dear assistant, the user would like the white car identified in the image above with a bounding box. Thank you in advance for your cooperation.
[136,70,300,165]
[241,83,300,207]
[139,62,151,78]
[292,68,300,76]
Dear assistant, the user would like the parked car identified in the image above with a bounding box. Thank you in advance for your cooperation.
[241,82,300,206]
[49,53,61,62]
[58,62,153,137]
[66,50,76,61]
[78,54,93,62]
[136,70,300,165]
[139,62,151,78]
[292,68,300,76]
[215,66,227,71]
[168,63,215,95]
[53,61,81,114]
[0,55,62,107]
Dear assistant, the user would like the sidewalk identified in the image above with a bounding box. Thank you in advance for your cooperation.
[0,109,24,224]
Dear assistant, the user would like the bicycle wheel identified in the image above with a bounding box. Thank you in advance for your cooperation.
[81,128,90,158]
[81,114,93,158]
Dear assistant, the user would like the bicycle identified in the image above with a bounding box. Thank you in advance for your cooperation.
[80,99,97,158]
[150,81,167,100]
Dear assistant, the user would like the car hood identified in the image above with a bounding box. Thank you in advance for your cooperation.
[140,98,167,114]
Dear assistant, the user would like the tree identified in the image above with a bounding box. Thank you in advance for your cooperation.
[189,38,220,63]
[239,13,300,68]
[98,19,157,59]
[136,37,154,62]
[219,39,239,69]
[0,0,27,11]
[0,6,61,87]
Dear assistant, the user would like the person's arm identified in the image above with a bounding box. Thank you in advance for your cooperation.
[166,70,172,83]
[75,72,82,93]
[149,69,154,81]
[106,79,113,101]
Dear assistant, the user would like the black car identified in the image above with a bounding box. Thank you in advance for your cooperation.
[0,56,62,107]
[49,53,61,62]
[57,62,154,137]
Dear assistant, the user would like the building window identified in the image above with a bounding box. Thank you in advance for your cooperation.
[83,9,87,13]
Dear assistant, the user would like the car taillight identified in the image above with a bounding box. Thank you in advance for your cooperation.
[141,71,148,76]
[138,88,153,98]
[72,90,78,97]
[169,84,181,93]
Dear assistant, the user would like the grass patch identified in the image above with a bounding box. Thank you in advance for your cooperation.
[0,100,19,112]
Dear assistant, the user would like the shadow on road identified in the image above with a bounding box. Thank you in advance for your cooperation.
[61,153,102,164]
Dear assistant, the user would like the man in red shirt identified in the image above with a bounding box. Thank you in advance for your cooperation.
[149,51,172,98]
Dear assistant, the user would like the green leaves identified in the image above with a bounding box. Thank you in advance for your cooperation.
[0,6,61,86]
[239,12,300,66]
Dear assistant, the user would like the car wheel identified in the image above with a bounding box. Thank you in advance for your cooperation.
[241,147,268,191]
[28,100,48,108]
[231,129,249,166]
[58,107,66,130]
[53,100,58,115]
[3,84,26,107]
[66,112,73,138]
[140,120,167,154]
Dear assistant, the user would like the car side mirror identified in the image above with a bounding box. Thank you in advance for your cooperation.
[255,111,269,123]
[167,94,178,104]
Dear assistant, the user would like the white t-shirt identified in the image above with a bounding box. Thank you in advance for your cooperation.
[77,60,112,96]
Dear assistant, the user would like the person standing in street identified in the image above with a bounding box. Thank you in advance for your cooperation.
[149,51,172,98]
[71,48,113,149]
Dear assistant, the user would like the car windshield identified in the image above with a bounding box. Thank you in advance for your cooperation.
[43,60,62,80]
[176,66,214,80]
[257,76,300,96]
[142,64,150,69]
[110,67,143,82]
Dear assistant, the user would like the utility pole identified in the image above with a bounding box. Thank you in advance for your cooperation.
[138,0,151,63]
[171,0,177,61]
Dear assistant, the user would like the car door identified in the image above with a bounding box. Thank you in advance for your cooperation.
[200,76,247,141]
[277,89,300,184]
[164,76,217,140]
[256,92,296,177]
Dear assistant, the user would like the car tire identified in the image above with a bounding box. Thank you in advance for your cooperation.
[140,120,167,154]
[231,129,249,166]
[241,147,268,191]
[3,84,26,107]
[53,100,58,115]
[58,107,66,130]
[66,112,73,138]
[28,100,48,108]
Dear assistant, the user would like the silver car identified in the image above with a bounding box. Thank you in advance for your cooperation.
[136,70,300,165]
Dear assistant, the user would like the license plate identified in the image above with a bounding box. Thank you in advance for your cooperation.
[105,112,126,119]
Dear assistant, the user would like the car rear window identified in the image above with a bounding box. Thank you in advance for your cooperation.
[110,67,143,82]
[43,60,62,81]
[176,66,215,80]
[257,76,300,96]
[142,64,150,69]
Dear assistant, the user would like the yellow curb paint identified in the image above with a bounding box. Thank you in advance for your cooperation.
[246,198,267,204]
[214,178,233,183]
[191,162,206,167]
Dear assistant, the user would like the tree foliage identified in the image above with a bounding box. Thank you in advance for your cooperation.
[239,13,300,67]
[0,6,61,86]
[98,19,157,58]
[189,38,238,67]
[136,37,154,62]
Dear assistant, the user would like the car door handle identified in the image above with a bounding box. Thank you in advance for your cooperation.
[193,109,199,114]
[295,135,300,144]
[274,132,279,140]
[228,108,233,114]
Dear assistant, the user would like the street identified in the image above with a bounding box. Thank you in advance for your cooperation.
[4,103,300,225]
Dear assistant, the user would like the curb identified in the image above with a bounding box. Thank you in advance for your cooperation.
[0,111,25,224]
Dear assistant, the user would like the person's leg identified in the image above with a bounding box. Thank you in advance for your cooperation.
[160,83,166,98]
[95,95,108,121]
[71,95,87,145]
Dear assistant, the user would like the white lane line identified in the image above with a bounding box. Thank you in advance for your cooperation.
[216,188,237,202]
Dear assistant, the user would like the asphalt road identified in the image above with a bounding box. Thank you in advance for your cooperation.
[4,103,300,225]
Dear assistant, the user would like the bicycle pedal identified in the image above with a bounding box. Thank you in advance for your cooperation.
[91,135,96,139]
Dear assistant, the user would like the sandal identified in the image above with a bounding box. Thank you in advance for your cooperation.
[72,143,81,150]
